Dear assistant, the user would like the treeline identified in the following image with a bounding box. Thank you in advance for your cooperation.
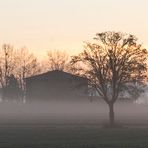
[0,31,147,127]
[0,44,71,101]
[0,31,148,107]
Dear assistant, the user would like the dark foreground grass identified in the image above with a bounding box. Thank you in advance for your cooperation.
[0,124,148,148]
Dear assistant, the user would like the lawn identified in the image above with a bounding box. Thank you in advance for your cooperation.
[0,124,148,148]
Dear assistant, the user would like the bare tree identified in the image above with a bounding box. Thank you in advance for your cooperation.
[125,68,147,101]
[0,44,17,100]
[0,46,41,101]
[14,48,41,93]
[47,50,69,71]
[0,44,15,88]
[71,31,148,127]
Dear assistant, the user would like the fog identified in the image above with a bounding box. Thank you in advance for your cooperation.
[0,97,148,128]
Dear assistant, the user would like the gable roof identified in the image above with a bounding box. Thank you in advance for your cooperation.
[25,70,87,81]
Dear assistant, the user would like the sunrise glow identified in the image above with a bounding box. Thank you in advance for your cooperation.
[0,0,148,58]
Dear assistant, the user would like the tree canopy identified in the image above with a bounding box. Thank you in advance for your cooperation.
[71,31,148,126]
[47,50,70,71]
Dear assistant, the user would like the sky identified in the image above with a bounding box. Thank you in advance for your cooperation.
[0,0,148,59]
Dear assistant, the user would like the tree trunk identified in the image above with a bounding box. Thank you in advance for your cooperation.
[108,103,115,127]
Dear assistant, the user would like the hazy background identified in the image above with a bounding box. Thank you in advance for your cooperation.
[0,0,148,59]
[0,100,148,128]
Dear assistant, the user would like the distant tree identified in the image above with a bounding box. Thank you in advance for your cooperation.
[126,81,146,101]
[47,50,70,71]
[0,44,15,89]
[71,31,148,127]
[14,48,41,98]
[0,46,41,101]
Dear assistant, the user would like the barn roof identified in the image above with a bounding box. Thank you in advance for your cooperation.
[25,70,87,81]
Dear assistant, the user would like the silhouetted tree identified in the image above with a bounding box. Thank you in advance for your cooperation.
[0,44,16,98]
[47,50,69,71]
[71,31,148,127]
[0,44,15,100]
[0,45,41,101]
[126,81,146,101]
[14,48,41,98]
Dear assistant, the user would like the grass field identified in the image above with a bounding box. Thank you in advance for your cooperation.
[0,102,148,148]
[0,124,148,148]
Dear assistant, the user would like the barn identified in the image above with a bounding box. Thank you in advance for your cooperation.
[25,70,88,101]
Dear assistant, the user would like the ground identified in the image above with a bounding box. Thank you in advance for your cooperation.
[0,125,148,148]
[0,101,148,148]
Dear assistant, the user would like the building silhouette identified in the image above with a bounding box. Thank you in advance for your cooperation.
[25,70,88,101]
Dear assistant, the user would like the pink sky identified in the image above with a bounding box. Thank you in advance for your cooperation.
[0,0,148,59]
